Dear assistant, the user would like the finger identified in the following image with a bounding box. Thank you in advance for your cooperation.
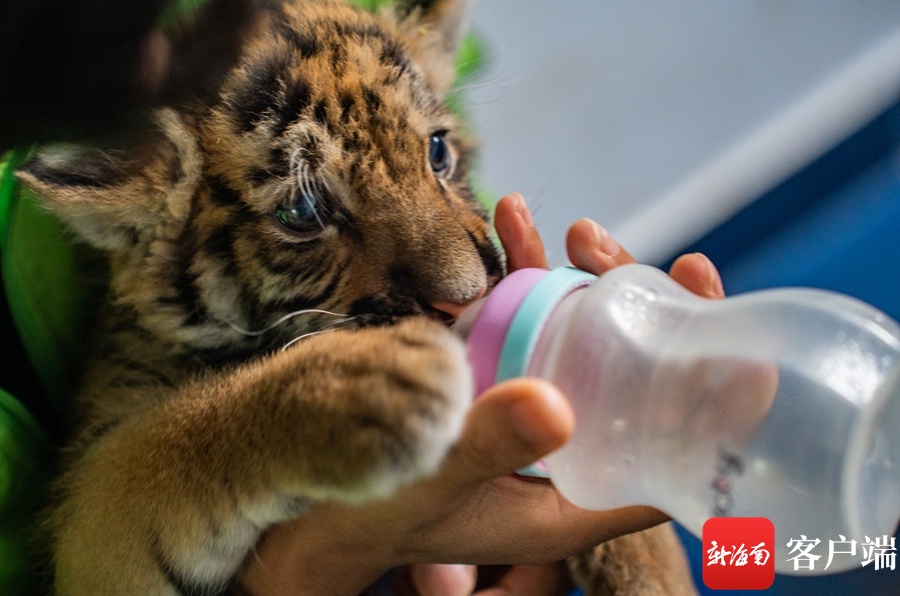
[668,253,725,299]
[565,219,635,275]
[136,29,172,97]
[474,564,573,596]
[439,379,574,490]
[495,193,549,272]
[410,563,477,596]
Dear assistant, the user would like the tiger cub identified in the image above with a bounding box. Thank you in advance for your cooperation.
[18,0,693,593]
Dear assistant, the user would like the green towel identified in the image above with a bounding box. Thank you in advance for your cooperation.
[0,150,65,594]
[0,388,51,594]
[1,151,93,413]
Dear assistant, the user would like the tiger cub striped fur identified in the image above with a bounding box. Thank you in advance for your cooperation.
[18,0,694,594]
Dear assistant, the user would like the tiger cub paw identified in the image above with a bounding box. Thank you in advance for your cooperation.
[333,317,473,501]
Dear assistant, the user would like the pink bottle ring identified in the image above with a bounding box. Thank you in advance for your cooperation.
[467,267,596,477]
[467,268,548,396]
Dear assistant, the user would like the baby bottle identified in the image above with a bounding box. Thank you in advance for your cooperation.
[455,264,900,574]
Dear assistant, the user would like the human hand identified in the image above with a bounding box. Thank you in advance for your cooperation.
[407,193,725,595]
[494,192,724,299]
[238,193,724,596]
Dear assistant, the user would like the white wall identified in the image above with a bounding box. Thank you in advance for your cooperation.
[466,1,900,265]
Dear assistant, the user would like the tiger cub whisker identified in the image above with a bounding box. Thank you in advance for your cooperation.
[226,308,352,337]
[281,320,355,351]
[289,146,329,231]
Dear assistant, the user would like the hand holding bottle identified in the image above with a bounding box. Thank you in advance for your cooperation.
[459,258,900,575]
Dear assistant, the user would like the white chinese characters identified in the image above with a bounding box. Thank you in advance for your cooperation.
[785,534,896,572]
[706,541,772,567]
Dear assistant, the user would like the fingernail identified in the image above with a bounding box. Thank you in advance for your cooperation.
[593,222,620,257]
[512,193,534,226]
[509,383,570,450]
[696,252,724,296]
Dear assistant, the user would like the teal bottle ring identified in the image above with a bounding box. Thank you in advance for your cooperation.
[496,267,595,477]
[496,267,597,384]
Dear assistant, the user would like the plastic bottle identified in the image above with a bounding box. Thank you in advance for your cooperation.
[455,264,900,575]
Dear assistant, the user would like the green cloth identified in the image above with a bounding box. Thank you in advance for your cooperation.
[0,388,51,595]
[1,151,92,412]
[0,151,65,594]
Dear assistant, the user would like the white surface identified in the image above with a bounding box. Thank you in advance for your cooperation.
[466,1,900,265]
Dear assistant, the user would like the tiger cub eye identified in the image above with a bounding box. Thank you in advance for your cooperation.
[428,132,452,177]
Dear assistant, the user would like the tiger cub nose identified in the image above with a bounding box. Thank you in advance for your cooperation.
[429,285,487,320]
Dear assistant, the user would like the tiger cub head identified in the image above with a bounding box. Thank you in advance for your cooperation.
[18,0,502,357]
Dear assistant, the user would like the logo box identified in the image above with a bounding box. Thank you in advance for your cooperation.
[703,517,776,590]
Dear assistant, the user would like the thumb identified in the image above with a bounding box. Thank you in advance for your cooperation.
[441,378,574,489]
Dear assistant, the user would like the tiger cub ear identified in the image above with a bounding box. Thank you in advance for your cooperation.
[391,0,471,95]
[15,110,201,251]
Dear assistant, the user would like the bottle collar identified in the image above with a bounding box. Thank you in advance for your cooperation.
[467,267,596,396]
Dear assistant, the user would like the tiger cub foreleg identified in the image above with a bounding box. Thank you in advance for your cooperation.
[51,318,471,595]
